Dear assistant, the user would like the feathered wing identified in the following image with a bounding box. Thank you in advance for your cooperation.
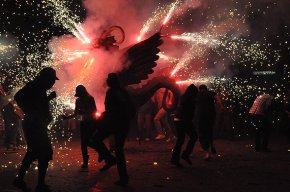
[117,33,163,86]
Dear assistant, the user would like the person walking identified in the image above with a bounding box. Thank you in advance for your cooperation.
[92,73,136,186]
[249,93,274,152]
[13,67,59,192]
[62,85,98,171]
[195,84,224,160]
[170,84,198,167]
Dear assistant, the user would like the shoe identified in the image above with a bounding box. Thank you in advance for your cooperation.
[100,159,116,172]
[155,134,166,140]
[170,160,183,168]
[13,178,31,192]
[114,178,129,187]
[181,154,192,165]
[35,184,51,192]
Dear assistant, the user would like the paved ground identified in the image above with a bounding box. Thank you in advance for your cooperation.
[0,136,290,192]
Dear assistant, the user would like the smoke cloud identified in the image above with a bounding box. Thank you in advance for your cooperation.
[48,0,289,111]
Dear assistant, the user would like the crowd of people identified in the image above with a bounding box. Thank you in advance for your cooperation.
[0,67,289,192]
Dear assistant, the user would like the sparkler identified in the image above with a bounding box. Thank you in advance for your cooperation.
[159,1,178,33]
[171,33,219,46]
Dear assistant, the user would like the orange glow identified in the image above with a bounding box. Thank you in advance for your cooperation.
[95,112,101,117]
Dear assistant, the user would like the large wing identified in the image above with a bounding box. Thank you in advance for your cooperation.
[117,33,163,86]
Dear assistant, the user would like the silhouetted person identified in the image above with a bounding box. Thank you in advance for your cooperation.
[13,67,59,192]
[249,93,274,152]
[62,85,98,171]
[195,84,224,160]
[92,73,136,186]
[170,84,198,167]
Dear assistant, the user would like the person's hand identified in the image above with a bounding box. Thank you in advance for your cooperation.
[48,91,57,101]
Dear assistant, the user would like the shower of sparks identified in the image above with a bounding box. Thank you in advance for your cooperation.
[160,1,179,32]
[158,52,179,64]
[171,33,219,46]
[137,0,181,42]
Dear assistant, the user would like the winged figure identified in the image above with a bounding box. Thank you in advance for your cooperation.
[51,27,180,112]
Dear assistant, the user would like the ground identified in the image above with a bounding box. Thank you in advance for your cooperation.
[0,136,290,192]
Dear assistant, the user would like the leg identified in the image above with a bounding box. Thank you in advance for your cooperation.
[137,112,145,140]
[261,117,270,151]
[80,122,89,167]
[198,121,210,152]
[182,121,198,159]
[154,108,166,139]
[198,118,211,160]
[144,114,152,139]
[17,152,34,180]
[171,121,185,166]
[208,116,216,154]
[9,118,20,147]
[252,116,262,151]
[91,128,116,171]
[35,159,51,192]
[114,129,129,185]
[13,152,34,191]
[161,112,174,139]
[37,160,49,186]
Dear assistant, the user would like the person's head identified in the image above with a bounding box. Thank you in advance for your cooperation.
[106,73,120,88]
[75,85,88,97]
[37,67,59,89]
[199,84,208,91]
[184,84,198,97]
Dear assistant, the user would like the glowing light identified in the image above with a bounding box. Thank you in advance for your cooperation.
[95,112,101,117]
[73,23,91,44]
[0,44,14,53]
[171,33,219,46]
[158,52,179,64]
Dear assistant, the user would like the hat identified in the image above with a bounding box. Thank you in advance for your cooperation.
[39,67,59,80]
